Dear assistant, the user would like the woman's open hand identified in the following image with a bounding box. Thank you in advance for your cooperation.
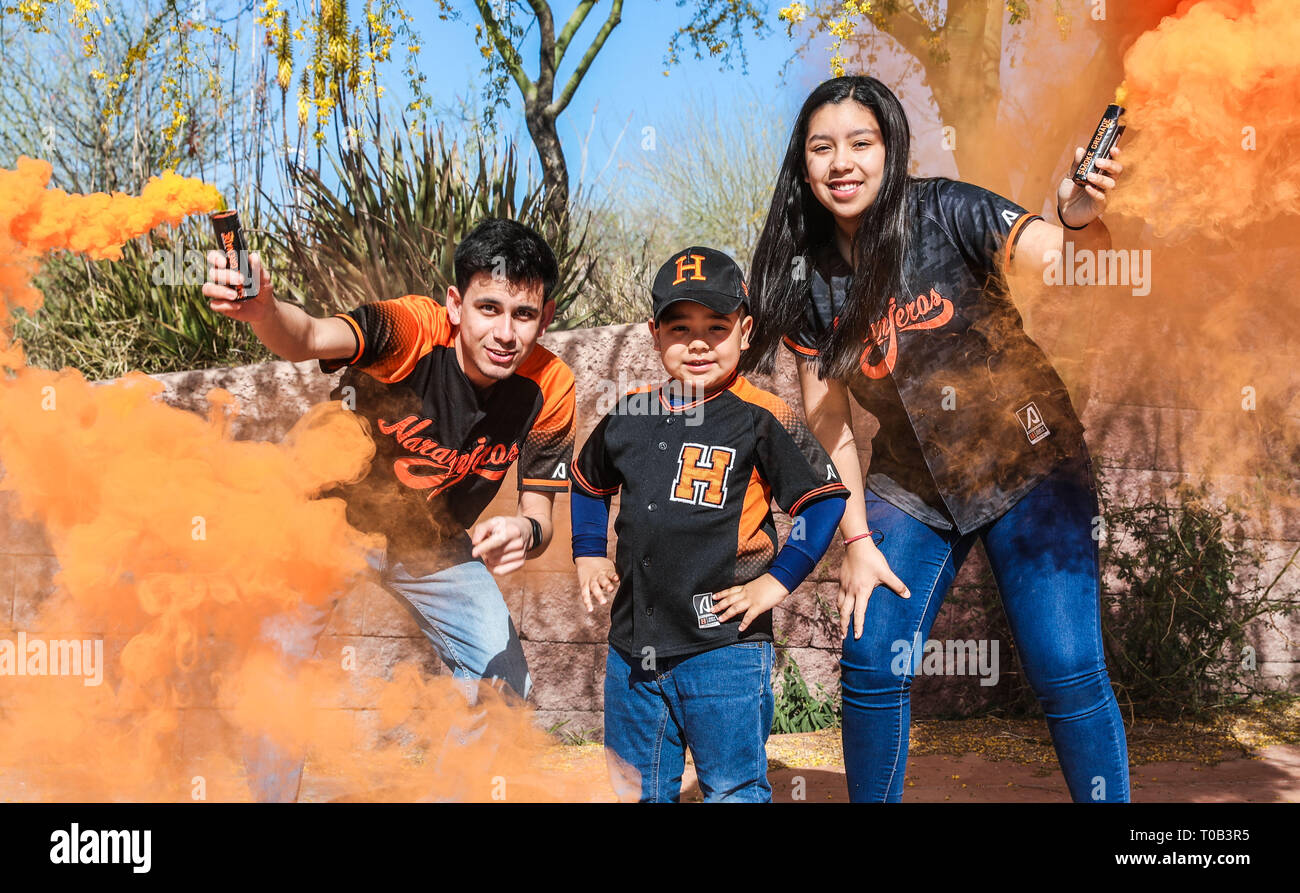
[838,535,909,640]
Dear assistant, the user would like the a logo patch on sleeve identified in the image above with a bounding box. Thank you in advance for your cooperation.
[1015,401,1051,445]
[692,592,720,629]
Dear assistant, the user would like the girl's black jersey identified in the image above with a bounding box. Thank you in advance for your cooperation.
[784,178,1087,533]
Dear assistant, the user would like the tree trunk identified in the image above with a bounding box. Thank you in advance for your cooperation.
[525,97,569,227]
[915,0,1009,195]
[886,0,1126,209]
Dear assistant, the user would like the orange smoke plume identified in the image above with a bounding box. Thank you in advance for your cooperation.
[0,156,222,354]
[0,160,614,801]
[1109,0,1300,238]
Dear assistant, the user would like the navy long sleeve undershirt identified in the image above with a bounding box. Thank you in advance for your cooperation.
[570,490,846,593]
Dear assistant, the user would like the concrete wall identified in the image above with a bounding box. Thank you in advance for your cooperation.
[2,321,1296,736]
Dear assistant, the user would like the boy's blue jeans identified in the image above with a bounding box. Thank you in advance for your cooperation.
[604,640,774,803]
[841,453,1130,802]
[243,549,530,802]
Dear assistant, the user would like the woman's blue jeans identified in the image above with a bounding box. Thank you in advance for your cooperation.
[841,454,1130,802]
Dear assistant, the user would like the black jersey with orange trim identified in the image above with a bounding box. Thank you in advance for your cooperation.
[572,373,849,661]
[783,177,1087,534]
[319,295,575,568]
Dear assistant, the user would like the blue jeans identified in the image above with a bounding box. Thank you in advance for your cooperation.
[604,641,775,803]
[243,550,530,802]
[840,455,1130,802]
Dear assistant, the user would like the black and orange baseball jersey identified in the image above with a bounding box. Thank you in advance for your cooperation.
[571,371,849,660]
[318,295,574,568]
[784,178,1088,533]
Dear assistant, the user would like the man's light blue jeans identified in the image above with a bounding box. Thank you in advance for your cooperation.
[242,549,530,802]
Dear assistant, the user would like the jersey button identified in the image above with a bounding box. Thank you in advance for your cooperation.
[645,606,654,616]
[665,417,674,425]
[641,557,651,568]
[647,502,657,511]
[657,441,667,450]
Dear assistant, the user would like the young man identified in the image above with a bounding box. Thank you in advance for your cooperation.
[570,247,849,802]
[204,218,574,799]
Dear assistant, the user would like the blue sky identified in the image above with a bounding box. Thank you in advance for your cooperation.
[377,2,824,194]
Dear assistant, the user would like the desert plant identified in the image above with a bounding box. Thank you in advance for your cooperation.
[264,116,597,328]
[1099,476,1298,719]
[772,655,840,733]
[15,221,275,379]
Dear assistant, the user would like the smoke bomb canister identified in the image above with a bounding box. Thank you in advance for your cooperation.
[1073,104,1125,187]
[209,210,257,302]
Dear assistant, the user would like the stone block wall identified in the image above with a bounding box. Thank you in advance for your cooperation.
[2,321,1296,738]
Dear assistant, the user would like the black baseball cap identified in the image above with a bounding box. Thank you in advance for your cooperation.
[651,246,748,323]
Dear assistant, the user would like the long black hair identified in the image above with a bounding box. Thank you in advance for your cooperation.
[743,76,916,379]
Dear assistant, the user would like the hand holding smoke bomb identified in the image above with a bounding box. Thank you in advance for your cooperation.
[1057,102,1126,230]
[1074,104,1126,186]
[203,209,273,321]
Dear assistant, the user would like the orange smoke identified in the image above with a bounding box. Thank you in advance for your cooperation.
[0,157,222,367]
[1109,0,1300,238]
[821,0,1299,616]
[0,159,614,801]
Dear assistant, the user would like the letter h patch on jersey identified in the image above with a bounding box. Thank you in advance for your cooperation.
[670,443,736,508]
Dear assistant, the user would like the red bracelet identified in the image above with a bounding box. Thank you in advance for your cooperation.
[842,532,873,547]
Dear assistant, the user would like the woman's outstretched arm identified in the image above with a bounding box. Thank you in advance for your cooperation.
[1013,145,1124,277]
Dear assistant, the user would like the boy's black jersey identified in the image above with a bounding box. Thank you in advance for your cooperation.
[784,178,1087,533]
[319,295,574,569]
[572,373,849,661]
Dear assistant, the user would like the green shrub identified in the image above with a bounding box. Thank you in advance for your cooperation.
[264,121,596,328]
[14,221,274,380]
[772,655,840,734]
[1099,477,1298,719]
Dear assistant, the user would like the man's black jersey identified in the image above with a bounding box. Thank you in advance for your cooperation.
[319,295,575,569]
[571,372,849,661]
[784,178,1087,534]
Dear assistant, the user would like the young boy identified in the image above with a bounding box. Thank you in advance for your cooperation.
[570,246,849,802]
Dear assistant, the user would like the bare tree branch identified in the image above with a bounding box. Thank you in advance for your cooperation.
[472,0,535,101]
[553,0,622,115]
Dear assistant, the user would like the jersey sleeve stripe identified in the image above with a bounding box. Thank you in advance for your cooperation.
[571,464,619,497]
[782,335,819,357]
[1003,212,1042,270]
[365,297,448,383]
[335,313,365,365]
[789,482,851,517]
[521,477,568,491]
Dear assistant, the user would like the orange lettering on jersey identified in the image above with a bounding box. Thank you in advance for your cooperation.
[379,421,521,499]
[858,287,955,379]
[673,253,708,285]
[671,443,736,508]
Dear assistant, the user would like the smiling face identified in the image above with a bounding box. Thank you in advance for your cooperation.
[649,301,753,394]
[446,271,555,388]
[803,99,888,237]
